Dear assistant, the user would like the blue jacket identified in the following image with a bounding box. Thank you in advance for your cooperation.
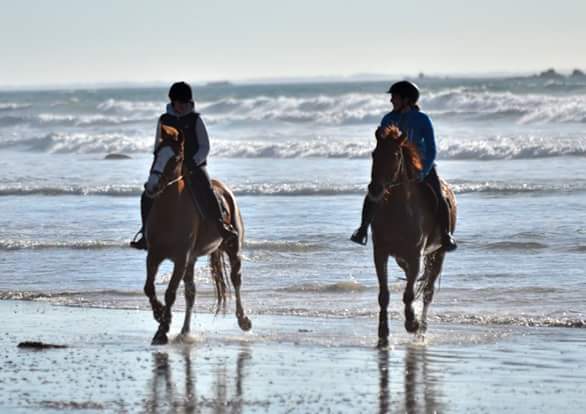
[380,110,437,177]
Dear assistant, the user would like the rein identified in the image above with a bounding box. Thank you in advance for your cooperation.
[166,175,184,188]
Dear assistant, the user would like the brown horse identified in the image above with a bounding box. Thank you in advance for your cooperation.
[143,124,251,345]
[370,126,456,347]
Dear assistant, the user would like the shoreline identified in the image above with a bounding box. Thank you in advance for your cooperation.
[1,300,585,413]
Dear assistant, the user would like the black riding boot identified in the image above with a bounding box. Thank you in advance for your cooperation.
[130,192,153,250]
[350,195,379,246]
[425,168,457,252]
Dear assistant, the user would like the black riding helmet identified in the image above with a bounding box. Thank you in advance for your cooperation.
[168,81,193,103]
[387,81,420,104]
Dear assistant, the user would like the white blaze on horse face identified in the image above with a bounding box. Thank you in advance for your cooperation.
[145,146,176,193]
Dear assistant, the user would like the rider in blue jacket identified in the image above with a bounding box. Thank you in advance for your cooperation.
[350,81,457,252]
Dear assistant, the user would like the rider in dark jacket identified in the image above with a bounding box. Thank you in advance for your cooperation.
[350,81,457,252]
[130,82,238,250]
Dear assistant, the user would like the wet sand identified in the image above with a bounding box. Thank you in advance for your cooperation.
[1,300,585,413]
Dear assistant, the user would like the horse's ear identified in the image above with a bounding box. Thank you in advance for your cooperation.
[160,124,182,142]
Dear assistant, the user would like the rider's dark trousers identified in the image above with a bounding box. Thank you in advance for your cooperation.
[186,165,223,222]
[423,167,452,233]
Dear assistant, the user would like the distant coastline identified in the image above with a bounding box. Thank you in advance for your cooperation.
[1,68,585,91]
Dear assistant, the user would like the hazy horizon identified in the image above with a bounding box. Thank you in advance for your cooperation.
[2,0,585,88]
[2,67,585,91]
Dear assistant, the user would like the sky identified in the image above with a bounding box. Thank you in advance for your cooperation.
[1,0,585,86]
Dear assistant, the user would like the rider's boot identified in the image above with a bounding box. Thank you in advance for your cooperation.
[425,168,457,252]
[438,195,457,252]
[350,196,378,246]
[130,192,152,250]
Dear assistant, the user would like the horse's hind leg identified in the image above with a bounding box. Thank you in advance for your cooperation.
[152,256,187,345]
[181,258,197,336]
[374,249,390,348]
[226,246,252,331]
[145,253,164,323]
[420,251,445,334]
[400,256,422,334]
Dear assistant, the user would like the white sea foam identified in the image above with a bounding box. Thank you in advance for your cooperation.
[0,239,126,251]
[37,113,151,127]
[97,98,162,114]
[1,180,584,198]
[1,132,152,153]
[93,91,586,126]
[5,132,583,159]
[0,103,32,111]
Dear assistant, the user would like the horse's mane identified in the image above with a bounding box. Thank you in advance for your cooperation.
[401,141,423,172]
[380,125,423,172]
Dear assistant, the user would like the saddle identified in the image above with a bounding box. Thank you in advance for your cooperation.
[184,177,232,225]
[383,178,451,214]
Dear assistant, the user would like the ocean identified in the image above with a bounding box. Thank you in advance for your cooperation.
[1,77,585,344]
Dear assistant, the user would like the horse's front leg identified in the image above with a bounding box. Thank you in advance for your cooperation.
[401,255,422,334]
[374,248,390,348]
[180,258,197,336]
[152,256,187,345]
[144,253,164,323]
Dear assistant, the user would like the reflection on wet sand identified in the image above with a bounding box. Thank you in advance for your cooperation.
[144,345,251,413]
[378,345,445,414]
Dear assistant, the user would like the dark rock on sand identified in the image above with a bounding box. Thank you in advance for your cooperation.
[104,153,132,160]
[18,341,67,349]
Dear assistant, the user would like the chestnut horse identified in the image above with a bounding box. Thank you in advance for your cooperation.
[370,126,456,347]
[143,125,251,345]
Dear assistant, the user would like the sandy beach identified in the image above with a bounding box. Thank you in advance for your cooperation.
[1,300,584,413]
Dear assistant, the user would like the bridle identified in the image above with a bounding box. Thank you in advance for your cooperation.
[144,144,184,198]
[373,139,414,197]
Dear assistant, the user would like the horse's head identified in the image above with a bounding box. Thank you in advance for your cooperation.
[371,125,423,189]
[144,124,184,197]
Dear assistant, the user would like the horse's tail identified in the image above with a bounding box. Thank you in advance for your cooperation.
[209,249,230,315]
[209,178,244,315]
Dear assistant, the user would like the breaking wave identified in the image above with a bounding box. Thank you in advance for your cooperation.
[97,91,586,126]
[1,180,585,198]
[1,130,584,161]
[0,132,152,153]
[0,103,32,111]
[0,239,126,251]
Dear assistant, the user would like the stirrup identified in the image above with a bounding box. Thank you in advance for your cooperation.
[350,227,368,246]
[130,230,147,250]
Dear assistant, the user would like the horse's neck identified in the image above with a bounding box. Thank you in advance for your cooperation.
[153,179,194,216]
[385,181,426,222]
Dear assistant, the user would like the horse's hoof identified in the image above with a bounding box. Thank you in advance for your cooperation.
[151,332,168,346]
[238,317,252,332]
[405,320,420,334]
[418,321,428,334]
[377,337,389,349]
